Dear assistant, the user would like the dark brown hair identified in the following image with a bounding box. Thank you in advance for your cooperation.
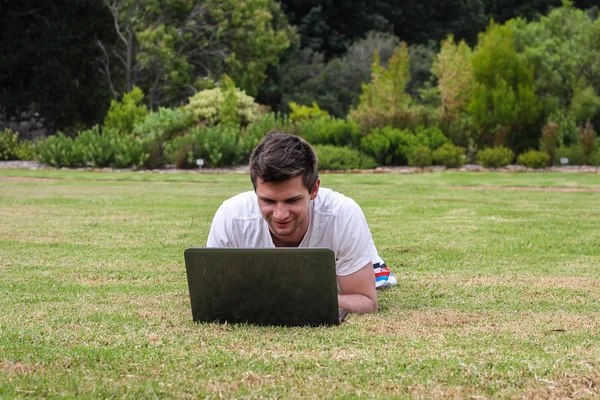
[249,130,319,192]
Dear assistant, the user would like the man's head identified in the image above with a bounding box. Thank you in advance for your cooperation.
[249,130,319,193]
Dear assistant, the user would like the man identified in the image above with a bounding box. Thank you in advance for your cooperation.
[207,131,396,314]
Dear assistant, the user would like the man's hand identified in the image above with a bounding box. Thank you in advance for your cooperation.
[337,262,377,313]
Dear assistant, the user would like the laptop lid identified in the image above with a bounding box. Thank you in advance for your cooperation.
[184,247,340,326]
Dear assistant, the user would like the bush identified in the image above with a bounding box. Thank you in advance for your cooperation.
[104,86,148,134]
[164,134,199,169]
[74,126,148,169]
[240,113,294,160]
[313,145,377,170]
[517,150,550,169]
[0,129,34,161]
[189,125,243,168]
[414,125,449,150]
[432,143,466,168]
[184,87,263,127]
[132,107,194,141]
[35,133,84,168]
[540,121,559,165]
[295,116,362,148]
[289,102,329,122]
[579,120,598,165]
[360,127,417,166]
[407,145,432,167]
[590,150,600,167]
[555,145,584,166]
[476,146,514,168]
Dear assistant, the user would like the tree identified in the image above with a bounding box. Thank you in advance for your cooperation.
[0,0,115,133]
[468,21,542,151]
[101,0,295,109]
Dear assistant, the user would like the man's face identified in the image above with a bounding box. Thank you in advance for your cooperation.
[255,175,320,247]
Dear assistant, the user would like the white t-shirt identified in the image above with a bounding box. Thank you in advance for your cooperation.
[206,188,382,276]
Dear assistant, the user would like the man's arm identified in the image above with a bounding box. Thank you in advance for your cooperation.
[337,261,377,314]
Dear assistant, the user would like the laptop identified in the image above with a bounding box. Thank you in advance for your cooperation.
[184,247,347,326]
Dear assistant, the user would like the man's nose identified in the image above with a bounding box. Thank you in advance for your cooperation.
[273,203,289,220]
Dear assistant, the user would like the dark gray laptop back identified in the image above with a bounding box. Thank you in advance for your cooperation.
[184,247,340,326]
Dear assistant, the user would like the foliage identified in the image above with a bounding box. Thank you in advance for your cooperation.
[517,150,550,169]
[75,126,148,169]
[512,4,600,123]
[132,107,194,141]
[104,87,149,134]
[414,126,449,150]
[540,121,559,166]
[0,129,26,161]
[0,1,114,132]
[289,102,329,122]
[555,145,585,166]
[579,121,598,165]
[547,109,579,147]
[476,146,514,168]
[102,0,294,108]
[407,145,433,167]
[432,143,466,167]
[348,44,412,132]
[295,117,363,148]
[219,75,241,129]
[432,35,474,118]
[184,87,263,127]
[468,21,541,150]
[360,127,418,166]
[239,113,294,159]
[35,133,84,168]
[164,133,200,169]
[191,125,243,167]
[312,145,377,170]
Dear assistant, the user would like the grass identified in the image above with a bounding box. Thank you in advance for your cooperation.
[1,169,599,398]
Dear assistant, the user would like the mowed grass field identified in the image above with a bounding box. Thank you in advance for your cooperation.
[1,168,599,399]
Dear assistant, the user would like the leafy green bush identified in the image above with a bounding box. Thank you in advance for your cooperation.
[414,126,449,150]
[579,121,598,165]
[555,145,584,166]
[476,146,514,168]
[189,125,243,167]
[164,133,199,169]
[289,102,329,122]
[240,113,294,160]
[590,150,600,167]
[295,117,362,148]
[517,150,550,169]
[132,107,194,141]
[75,126,115,168]
[432,143,466,168]
[35,133,84,168]
[0,129,34,161]
[540,121,559,166]
[184,86,263,126]
[407,145,432,167]
[104,86,148,134]
[313,145,376,170]
[360,127,417,166]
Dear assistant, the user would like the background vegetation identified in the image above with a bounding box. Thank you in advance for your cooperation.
[1,0,599,169]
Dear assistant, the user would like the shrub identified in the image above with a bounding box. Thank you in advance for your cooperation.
[517,150,550,169]
[191,125,242,167]
[0,129,34,161]
[432,143,466,168]
[75,126,115,168]
[35,133,84,168]
[313,145,376,170]
[240,113,294,160]
[289,102,329,122]
[414,126,449,150]
[555,145,584,166]
[476,146,514,168]
[360,127,417,166]
[164,133,199,169]
[104,86,148,134]
[295,116,363,148]
[407,145,432,167]
[184,86,263,126]
[579,120,598,165]
[590,150,600,167]
[132,107,194,141]
[540,121,559,166]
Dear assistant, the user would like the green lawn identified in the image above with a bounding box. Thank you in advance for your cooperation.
[1,169,599,398]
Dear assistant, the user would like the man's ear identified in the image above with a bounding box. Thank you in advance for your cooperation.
[309,179,320,200]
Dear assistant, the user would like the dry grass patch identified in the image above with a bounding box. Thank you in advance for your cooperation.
[0,361,39,380]
[452,185,600,193]
[524,370,600,399]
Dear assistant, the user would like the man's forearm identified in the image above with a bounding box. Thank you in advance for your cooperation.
[338,293,377,314]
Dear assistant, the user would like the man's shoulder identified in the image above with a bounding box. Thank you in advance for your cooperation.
[220,191,261,218]
[314,187,359,215]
